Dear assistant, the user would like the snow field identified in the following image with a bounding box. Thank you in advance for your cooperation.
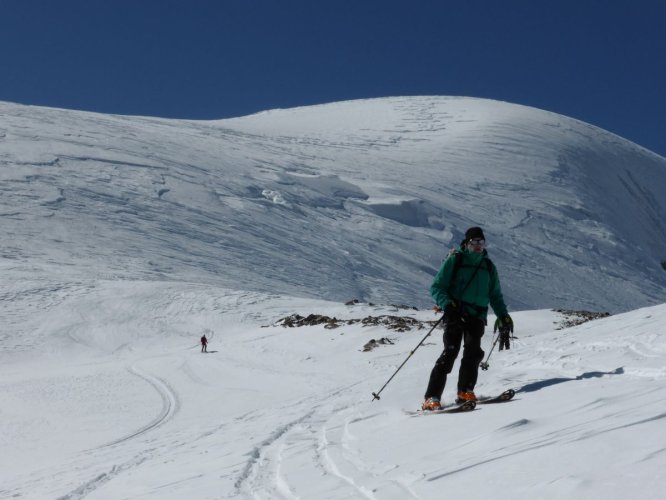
[1,282,664,499]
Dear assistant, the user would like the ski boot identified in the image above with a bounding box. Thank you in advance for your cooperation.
[456,391,477,404]
[421,397,441,411]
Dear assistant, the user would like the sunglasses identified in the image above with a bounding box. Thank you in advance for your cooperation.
[468,238,485,246]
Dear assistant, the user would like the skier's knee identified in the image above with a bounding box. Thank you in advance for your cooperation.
[435,351,457,373]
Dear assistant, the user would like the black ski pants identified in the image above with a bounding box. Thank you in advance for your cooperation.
[424,314,485,400]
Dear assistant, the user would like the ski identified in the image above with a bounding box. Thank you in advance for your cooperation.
[475,389,515,405]
[408,399,476,416]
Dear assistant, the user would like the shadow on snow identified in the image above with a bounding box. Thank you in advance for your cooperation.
[515,367,624,394]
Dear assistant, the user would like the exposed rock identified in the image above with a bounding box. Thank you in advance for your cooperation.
[362,337,394,351]
[344,299,417,310]
[273,313,432,332]
[275,314,341,329]
[356,315,422,332]
[554,309,611,329]
[388,304,419,311]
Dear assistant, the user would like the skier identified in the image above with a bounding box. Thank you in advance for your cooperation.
[422,227,513,410]
[200,334,208,353]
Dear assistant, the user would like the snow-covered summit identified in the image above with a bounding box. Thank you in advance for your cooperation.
[1,96,665,311]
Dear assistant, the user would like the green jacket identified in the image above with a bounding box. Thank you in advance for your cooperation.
[430,248,508,321]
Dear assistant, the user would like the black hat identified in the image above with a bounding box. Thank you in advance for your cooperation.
[464,227,485,242]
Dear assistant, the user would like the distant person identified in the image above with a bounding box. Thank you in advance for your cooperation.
[201,334,208,353]
[422,227,513,410]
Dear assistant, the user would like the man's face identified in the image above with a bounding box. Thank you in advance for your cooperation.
[467,238,485,254]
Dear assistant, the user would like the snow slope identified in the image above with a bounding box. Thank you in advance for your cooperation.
[1,283,665,499]
[1,96,665,312]
[1,97,666,499]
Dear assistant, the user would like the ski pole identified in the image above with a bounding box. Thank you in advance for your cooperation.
[480,330,502,371]
[371,315,444,401]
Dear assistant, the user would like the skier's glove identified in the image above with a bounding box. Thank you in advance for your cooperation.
[494,314,513,334]
[444,301,458,317]
[439,302,458,321]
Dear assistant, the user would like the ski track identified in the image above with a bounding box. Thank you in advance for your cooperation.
[238,398,421,500]
[99,362,180,448]
[57,457,151,500]
[314,408,419,499]
[234,411,316,497]
[317,419,378,500]
[56,360,181,499]
[233,379,401,500]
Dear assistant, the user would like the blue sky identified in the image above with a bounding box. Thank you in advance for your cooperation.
[1,0,664,156]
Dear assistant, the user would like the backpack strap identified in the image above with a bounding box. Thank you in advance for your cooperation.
[449,251,464,287]
[448,252,494,300]
[447,251,480,299]
[484,257,495,275]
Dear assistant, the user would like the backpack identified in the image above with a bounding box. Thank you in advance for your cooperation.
[447,250,495,309]
[449,249,494,285]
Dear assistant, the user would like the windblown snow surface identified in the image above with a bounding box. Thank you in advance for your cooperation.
[1,96,665,311]
[1,97,665,499]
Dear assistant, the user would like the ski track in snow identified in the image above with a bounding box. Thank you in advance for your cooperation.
[234,410,316,498]
[317,411,421,500]
[51,360,182,499]
[98,361,180,448]
[211,374,370,499]
[232,380,426,500]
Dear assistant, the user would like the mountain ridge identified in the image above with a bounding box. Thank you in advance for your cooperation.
[1,96,665,312]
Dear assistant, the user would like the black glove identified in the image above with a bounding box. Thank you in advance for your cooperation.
[494,314,513,334]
